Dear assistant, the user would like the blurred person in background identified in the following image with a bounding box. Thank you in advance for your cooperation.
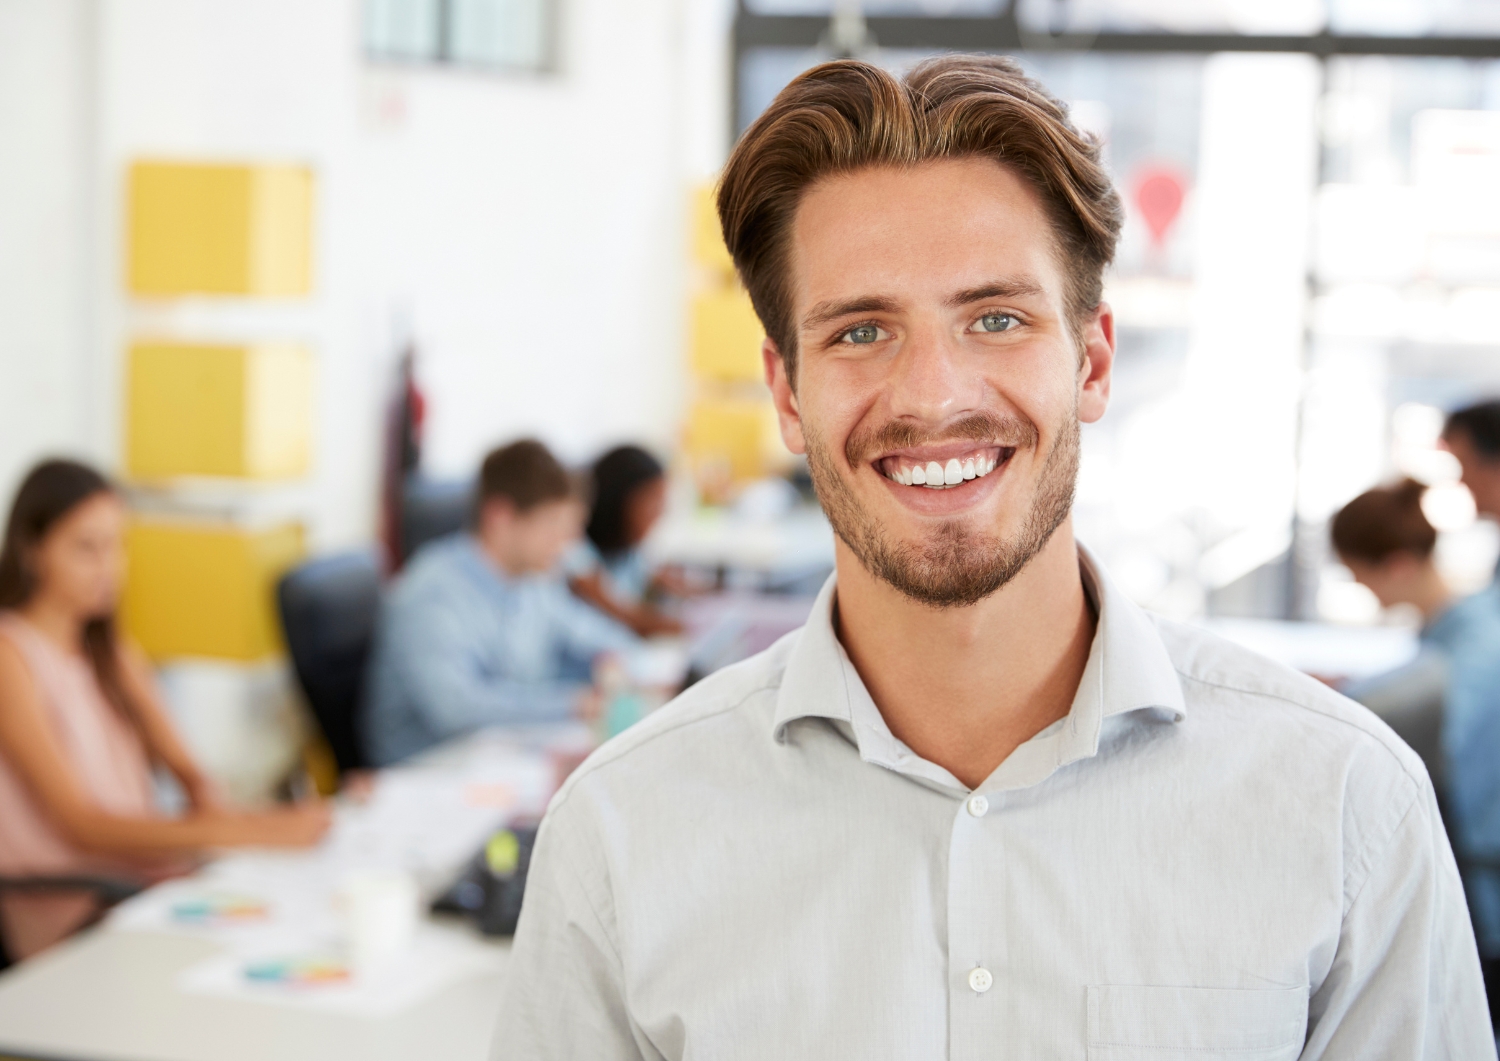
[567,445,684,637]
[364,439,634,765]
[1445,400,1500,585]
[1332,480,1452,780]
[1333,478,1500,1020]
[0,460,330,960]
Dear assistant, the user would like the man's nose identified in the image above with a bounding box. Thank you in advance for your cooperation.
[887,326,984,425]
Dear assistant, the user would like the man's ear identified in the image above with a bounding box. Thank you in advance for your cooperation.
[763,338,806,456]
[1076,302,1115,425]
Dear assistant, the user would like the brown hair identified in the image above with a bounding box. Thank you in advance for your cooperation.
[1330,478,1437,564]
[1444,399,1500,459]
[476,439,573,515]
[717,54,1123,381]
[0,459,143,732]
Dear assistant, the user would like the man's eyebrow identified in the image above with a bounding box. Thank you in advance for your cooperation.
[946,279,1046,307]
[801,296,901,331]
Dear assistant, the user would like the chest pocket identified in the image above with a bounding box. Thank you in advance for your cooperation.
[1086,984,1308,1061]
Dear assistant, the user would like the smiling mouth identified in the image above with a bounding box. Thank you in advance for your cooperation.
[875,446,1014,490]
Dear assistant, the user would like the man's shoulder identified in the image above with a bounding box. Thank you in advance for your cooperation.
[1152,615,1428,789]
[550,631,799,805]
[387,536,482,605]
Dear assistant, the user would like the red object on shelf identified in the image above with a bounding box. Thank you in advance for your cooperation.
[1131,164,1188,248]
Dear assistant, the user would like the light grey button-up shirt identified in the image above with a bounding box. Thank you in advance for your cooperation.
[491,549,1493,1060]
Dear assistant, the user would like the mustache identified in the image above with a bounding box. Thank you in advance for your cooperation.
[844,412,1039,467]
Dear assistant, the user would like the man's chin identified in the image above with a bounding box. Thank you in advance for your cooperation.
[853,528,1020,608]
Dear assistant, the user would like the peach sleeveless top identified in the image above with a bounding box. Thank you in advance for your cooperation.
[0,613,159,957]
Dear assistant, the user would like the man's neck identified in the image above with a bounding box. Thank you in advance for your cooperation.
[1411,565,1455,622]
[832,521,1095,790]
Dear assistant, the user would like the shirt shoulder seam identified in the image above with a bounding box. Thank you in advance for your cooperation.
[549,675,784,812]
[1173,668,1427,790]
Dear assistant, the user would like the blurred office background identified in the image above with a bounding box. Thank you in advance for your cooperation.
[2,0,1500,786]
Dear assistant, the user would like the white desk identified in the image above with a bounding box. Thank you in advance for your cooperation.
[0,923,507,1061]
[0,726,586,1061]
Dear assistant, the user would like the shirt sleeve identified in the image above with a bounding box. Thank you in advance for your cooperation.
[390,590,583,738]
[1300,777,1494,1060]
[489,798,658,1061]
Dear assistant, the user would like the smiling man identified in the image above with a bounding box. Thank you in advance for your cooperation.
[491,57,1491,1059]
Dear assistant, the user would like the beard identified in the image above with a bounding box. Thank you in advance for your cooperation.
[806,408,1080,608]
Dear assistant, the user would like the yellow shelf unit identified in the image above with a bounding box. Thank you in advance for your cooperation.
[122,518,305,662]
[125,341,313,481]
[126,161,314,297]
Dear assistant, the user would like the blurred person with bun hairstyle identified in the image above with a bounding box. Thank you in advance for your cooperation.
[0,460,330,960]
[1335,478,1500,1015]
[490,57,1491,1057]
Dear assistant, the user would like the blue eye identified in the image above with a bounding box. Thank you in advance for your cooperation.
[844,324,881,344]
[974,313,1015,333]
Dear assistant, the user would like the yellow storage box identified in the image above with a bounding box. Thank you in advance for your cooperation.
[125,341,313,481]
[684,397,783,482]
[127,161,314,296]
[691,288,765,384]
[122,519,305,662]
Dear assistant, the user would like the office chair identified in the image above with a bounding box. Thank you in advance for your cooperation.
[277,551,382,776]
[0,874,143,971]
[399,476,471,566]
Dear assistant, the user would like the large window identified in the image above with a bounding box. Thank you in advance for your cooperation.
[732,4,1500,623]
[364,0,555,73]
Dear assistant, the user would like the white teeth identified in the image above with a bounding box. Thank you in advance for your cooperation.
[886,451,1004,488]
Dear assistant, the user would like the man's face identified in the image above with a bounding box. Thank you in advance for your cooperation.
[1446,430,1500,521]
[480,497,583,574]
[765,157,1114,607]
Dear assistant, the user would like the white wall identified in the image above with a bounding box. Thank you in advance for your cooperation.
[2,0,711,548]
[0,0,98,504]
[356,0,690,478]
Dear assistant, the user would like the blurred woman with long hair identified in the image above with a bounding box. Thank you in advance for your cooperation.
[0,459,329,959]
[568,445,684,637]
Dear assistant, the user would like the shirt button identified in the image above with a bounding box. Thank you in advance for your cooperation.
[968,967,994,994]
[966,795,989,818]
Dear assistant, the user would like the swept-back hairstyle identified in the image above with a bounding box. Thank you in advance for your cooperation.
[1330,478,1437,564]
[717,54,1123,381]
[0,459,141,729]
[586,445,665,559]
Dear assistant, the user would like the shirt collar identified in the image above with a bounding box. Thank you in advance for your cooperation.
[772,543,1186,790]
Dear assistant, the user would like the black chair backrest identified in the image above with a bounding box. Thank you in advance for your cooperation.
[277,551,382,774]
[400,476,472,566]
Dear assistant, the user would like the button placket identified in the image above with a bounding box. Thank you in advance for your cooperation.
[949,788,1005,1060]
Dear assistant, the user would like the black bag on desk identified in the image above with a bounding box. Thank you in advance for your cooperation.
[431,824,538,937]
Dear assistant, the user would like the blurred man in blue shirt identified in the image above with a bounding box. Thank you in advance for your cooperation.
[365,439,635,765]
[1442,399,1500,1017]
